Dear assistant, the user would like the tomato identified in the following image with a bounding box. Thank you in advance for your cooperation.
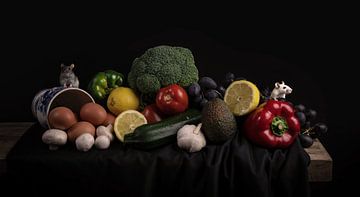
[156,84,189,115]
[141,104,163,124]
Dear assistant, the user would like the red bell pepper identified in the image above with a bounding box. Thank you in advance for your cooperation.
[156,84,189,115]
[141,104,164,124]
[244,100,300,148]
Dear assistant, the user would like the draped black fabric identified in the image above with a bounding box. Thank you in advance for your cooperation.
[5,120,310,196]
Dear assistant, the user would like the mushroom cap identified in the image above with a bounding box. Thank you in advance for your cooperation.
[42,129,67,145]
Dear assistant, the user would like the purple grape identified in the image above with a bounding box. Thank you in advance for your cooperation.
[225,72,235,81]
[313,123,328,136]
[295,104,306,112]
[193,94,203,103]
[199,77,217,89]
[204,90,219,101]
[217,86,226,96]
[296,112,306,126]
[305,109,317,121]
[188,82,201,97]
[222,78,233,88]
[299,134,314,148]
[200,98,208,108]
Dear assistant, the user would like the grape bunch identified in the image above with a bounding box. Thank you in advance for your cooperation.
[187,73,245,109]
[222,72,246,88]
[295,104,328,148]
[188,76,223,109]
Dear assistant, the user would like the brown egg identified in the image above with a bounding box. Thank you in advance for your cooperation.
[48,107,77,130]
[67,121,95,142]
[103,113,115,126]
[80,103,107,126]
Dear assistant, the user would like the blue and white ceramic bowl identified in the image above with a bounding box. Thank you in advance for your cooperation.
[31,87,95,129]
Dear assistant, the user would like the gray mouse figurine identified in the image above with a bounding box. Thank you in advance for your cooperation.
[59,64,79,88]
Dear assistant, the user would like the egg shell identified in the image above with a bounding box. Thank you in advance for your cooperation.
[80,103,107,126]
[67,121,95,142]
[48,107,77,130]
[103,113,115,126]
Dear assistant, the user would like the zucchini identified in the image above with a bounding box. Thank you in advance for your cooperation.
[124,109,201,149]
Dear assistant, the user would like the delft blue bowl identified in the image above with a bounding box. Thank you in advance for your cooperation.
[31,87,94,129]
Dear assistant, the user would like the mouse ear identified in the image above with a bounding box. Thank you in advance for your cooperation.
[281,81,285,85]
[275,82,280,88]
[70,64,75,69]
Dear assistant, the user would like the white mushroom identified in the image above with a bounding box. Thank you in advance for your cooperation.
[95,135,111,149]
[42,129,68,151]
[75,133,94,152]
[96,124,114,141]
[177,123,206,153]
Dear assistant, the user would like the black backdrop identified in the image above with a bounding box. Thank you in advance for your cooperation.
[1,10,358,195]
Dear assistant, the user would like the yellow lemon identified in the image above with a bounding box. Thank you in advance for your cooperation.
[224,80,260,116]
[114,110,147,142]
[107,87,139,116]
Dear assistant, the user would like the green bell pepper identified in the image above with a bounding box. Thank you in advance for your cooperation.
[88,70,124,100]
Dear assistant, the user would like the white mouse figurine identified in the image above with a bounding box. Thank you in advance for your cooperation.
[59,63,79,88]
[270,81,292,100]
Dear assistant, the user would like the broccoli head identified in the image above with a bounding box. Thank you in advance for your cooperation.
[127,45,199,95]
[136,74,160,94]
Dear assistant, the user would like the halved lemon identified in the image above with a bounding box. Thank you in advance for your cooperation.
[224,80,260,116]
[114,110,147,142]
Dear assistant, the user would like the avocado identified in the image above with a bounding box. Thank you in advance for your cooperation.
[201,98,237,143]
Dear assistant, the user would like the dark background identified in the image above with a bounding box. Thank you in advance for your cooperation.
[1,8,357,195]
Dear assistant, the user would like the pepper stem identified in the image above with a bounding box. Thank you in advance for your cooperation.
[271,116,288,136]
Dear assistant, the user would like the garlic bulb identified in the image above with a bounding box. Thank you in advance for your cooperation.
[177,123,206,153]
[95,135,111,149]
[96,124,114,141]
[75,133,94,152]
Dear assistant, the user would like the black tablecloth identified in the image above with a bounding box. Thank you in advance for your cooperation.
[5,121,310,197]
